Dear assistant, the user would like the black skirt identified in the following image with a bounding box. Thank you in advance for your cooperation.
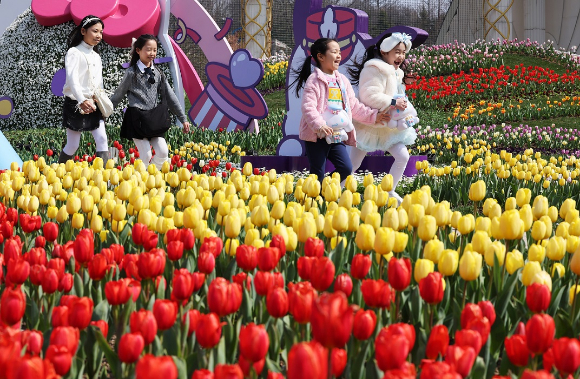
[120,107,168,140]
[62,97,103,131]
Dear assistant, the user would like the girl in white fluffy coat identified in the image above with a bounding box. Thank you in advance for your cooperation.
[349,32,418,204]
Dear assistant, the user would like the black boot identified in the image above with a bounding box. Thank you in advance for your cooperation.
[58,151,74,164]
[96,150,109,162]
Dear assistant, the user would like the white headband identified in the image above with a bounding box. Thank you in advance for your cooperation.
[379,32,412,54]
[81,17,101,28]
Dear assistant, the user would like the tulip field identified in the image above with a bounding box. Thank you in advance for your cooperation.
[2,39,580,379]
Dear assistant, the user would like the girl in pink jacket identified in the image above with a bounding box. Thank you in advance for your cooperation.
[290,38,389,185]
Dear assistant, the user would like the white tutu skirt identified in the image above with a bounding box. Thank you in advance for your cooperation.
[354,121,417,152]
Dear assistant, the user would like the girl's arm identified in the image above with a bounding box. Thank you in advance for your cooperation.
[109,69,132,109]
[359,66,393,112]
[65,49,89,105]
[343,78,378,125]
[163,79,188,124]
[300,77,326,132]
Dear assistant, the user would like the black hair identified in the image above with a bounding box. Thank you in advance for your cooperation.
[347,33,392,86]
[130,34,159,67]
[67,15,104,53]
[288,38,337,98]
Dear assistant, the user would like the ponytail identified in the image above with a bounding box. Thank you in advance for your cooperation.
[348,33,391,86]
[288,38,337,98]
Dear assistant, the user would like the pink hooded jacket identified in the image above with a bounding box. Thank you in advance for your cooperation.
[299,67,379,145]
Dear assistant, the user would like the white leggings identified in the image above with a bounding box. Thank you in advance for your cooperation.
[350,142,410,189]
[63,120,108,155]
[132,137,169,169]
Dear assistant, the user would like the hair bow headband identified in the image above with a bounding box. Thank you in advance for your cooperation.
[379,32,412,54]
[81,17,101,28]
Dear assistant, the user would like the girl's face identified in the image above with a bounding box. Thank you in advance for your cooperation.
[381,42,406,70]
[317,41,341,74]
[81,23,103,46]
[137,40,158,67]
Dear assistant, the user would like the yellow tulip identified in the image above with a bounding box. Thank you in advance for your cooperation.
[468,180,486,202]
[529,270,552,291]
[556,222,570,238]
[566,209,580,224]
[287,228,298,251]
[570,246,580,275]
[243,162,253,176]
[251,205,270,227]
[569,285,580,305]
[552,262,565,278]
[376,190,389,208]
[450,211,462,229]
[361,200,377,223]
[66,194,81,215]
[353,193,361,206]
[540,215,553,239]
[417,215,436,241]
[398,208,409,230]
[183,207,200,230]
[332,207,348,233]
[267,185,280,204]
[432,203,450,227]
[363,185,378,203]
[47,206,58,220]
[471,230,491,255]
[439,249,459,276]
[516,188,531,207]
[499,210,524,240]
[117,181,132,201]
[91,215,103,233]
[459,250,482,281]
[393,232,408,253]
[568,235,580,254]
[424,239,444,264]
[345,176,357,193]
[374,227,395,255]
[381,174,393,192]
[408,204,425,228]
[56,205,69,223]
[506,249,524,274]
[484,240,506,267]
[522,261,542,286]
[382,208,399,231]
[225,238,240,256]
[348,209,360,232]
[71,213,84,229]
[331,236,346,250]
[338,190,353,209]
[457,215,474,235]
[225,214,241,238]
[297,216,317,243]
[356,224,376,251]
[270,200,286,220]
[519,205,533,232]
[532,195,549,219]
[474,217,490,234]
[547,206,558,223]
[414,259,435,282]
[173,211,184,228]
[244,228,260,246]
[560,198,576,220]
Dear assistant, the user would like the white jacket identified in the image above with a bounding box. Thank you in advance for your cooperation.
[63,41,104,105]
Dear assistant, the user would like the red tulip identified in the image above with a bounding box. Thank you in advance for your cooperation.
[384,323,416,351]
[135,354,178,379]
[29,264,46,286]
[7,356,46,379]
[543,348,555,372]
[182,309,201,336]
[25,247,47,266]
[254,270,274,296]
[331,348,347,377]
[477,300,496,326]
[239,323,270,362]
[200,237,223,258]
[180,228,195,250]
[139,249,166,279]
[167,241,184,261]
[51,306,69,327]
[49,326,80,356]
[197,252,215,274]
[375,329,410,371]
[445,345,476,378]
[361,279,392,309]
[297,256,315,281]
[552,337,580,376]
[461,303,483,329]
[153,299,178,330]
[207,278,243,317]
[287,341,328,379]
[88,254,110,281]
[172,269,195,301]
[73,230,94,265]
[166,229,181,243]
[388,257,412,291]
[455,329,483,355]
[232,272,251,291]
[521,370,556,379]
[1,221,14,240]
[526,283,551,313]
[350,253,371,280]
[270,234,286,258]
[267,372,284,379]
[310,257,335,292]
[118,333,145,363]
[42,268,59,294]
[238,356,265,377]
[0,287,26,326]
[130,310,158,345]
[3,237,21,263]
[236,245,258,272]
[505,334,531,367]
[195,313,222,349]
[142,230,159,251]
[288,281,317,324]
[90,320,109,337]
[525,314,555,354]
[192,272,206,292]
[132,223,148,246]
[304,237,325,257]
[465,315,491,344]
[353,309,377,340]
[257,247,279,271]
[426,324,450,360]
[45,345,72,375]
[419,272,445,304]
[266,287,288,318]
[6,258,29,286]
[382,363,417,379]
[420,361,460,379]
[19,330,43,356]
[191,369,214,379]
[214,364,244,379]
[334,273,353,297]
[47,258,66,279]
[105,280,131,306]
[310,292,354,349]
[67,296,94,330]
[43,222,59,242]
[35,236,46,248]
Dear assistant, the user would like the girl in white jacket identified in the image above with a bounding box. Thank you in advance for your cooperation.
[348,32,418,205]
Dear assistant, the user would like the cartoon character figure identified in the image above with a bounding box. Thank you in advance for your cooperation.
[387,94,419,131]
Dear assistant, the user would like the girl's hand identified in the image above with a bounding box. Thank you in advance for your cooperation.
[395,97,407,110]
[319,125,334,136]
[183,122,191,133]
[80,100,96,114]
[377,111,391,123]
